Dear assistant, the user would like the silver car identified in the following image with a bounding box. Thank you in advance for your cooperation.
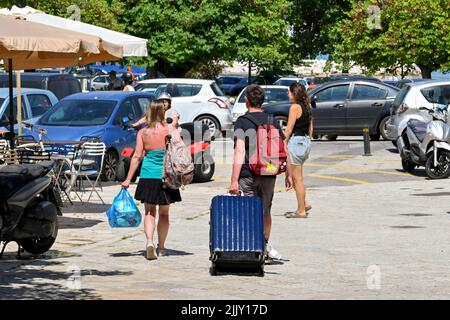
[386,80,450,144]
[135,78,232,137]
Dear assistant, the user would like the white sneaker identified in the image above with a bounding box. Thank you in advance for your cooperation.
[146,241,157,260]
[266,242,282,260]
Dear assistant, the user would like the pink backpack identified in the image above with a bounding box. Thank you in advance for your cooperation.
[243,114,288,176]
[163,125,194,189]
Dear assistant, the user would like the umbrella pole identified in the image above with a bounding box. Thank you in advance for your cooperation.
[8,59,15,149]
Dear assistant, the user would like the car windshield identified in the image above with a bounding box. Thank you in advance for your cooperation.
[238,88,289,104]
[0,98,4,106]
[210,82,225,96]
[39,99,117,126]
[277,79,298,86]
[392,86,410,110]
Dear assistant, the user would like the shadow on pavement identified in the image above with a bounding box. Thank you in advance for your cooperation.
[110,248,194,258]
[386,148,399,154]
[58,216,103,229]
[1,248,82,262]
[395,168,427,177]
[0,259,131,299]
[62,201,110,214]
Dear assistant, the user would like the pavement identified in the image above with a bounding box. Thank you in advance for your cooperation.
[1,137,450,300]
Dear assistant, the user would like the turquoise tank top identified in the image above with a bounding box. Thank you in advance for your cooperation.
[140,149,166,179]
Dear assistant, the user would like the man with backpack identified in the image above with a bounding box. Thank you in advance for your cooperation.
[230,84,293,261]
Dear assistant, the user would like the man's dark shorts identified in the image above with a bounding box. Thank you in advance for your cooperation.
[238,175,276,216]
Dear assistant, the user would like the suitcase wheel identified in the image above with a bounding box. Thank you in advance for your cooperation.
[258,266,264,277]
[210,264,217,276]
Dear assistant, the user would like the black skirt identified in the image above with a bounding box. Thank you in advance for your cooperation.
[135,178,182,205]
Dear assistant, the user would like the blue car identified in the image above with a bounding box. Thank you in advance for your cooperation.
[34,92,156,181]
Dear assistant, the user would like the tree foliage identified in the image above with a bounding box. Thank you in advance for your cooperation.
[289,0,351,61]
[333,0,450,78]
[123,0,292,77]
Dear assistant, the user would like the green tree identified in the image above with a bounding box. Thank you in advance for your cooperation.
[288,0,352,61]
[333,0,450,78]
[123,0,292,77]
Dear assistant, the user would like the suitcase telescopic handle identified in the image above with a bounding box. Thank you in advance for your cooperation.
[227,190,244,196]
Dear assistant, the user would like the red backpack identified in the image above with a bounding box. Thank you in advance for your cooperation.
[242,114,288,176]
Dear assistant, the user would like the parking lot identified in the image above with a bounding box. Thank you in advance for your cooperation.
[2,137,450,300]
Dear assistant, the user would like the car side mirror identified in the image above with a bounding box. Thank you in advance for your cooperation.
[122,116,131,127]
[229,97,236,105]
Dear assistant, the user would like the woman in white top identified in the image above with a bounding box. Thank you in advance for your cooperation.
[122,72,135,92]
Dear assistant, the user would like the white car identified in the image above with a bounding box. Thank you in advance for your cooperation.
[386,80,450,142]
[136,78,232,137]
[231,85,290,123]
[90,75,111,91]
[274,77,308,90]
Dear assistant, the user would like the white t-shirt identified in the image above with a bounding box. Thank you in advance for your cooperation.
[123,85,135,92]
[165,108,180,120]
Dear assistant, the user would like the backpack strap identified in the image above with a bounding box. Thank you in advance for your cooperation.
[241,113,260,129]
[241,113,273,129]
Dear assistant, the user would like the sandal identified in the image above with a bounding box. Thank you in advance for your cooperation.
[285,211,308,219]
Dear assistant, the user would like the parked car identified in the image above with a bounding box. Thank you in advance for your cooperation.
[274,77,308,89]
[390,78,429,89]
[231,85,290,123]
[136,78,232,137]
[386,80,450,144]
[264,80,400,140]
[90,75,112,91]
[0,73,81,99]
[228,76,270,97]
[216,75,245,96]
[0,88,58,131]
[33,92,156,181]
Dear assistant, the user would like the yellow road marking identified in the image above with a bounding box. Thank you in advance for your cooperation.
[319,155,400,165]
[304,162,411,177]
[305,174,369,185]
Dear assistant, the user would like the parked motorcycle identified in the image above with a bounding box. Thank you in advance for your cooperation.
[0,160,61,258]
[116,120,215,183]
[397,105,450,179]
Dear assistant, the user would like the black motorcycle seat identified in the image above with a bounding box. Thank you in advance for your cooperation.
[407,119,428,142]
[0,164,45,201]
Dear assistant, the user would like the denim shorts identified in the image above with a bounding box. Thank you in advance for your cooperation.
[288,136,311,165]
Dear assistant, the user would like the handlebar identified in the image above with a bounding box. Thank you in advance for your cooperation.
[22,121,47,135]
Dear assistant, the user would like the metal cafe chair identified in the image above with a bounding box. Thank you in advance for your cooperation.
[65,142,107,204]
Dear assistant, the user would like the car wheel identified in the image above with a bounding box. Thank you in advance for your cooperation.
[379,117,391,141]
[196,116,221,138]
[101,150,119,181]
[194,153,215,183]
[324,135,338,141]
[274,115,288,130]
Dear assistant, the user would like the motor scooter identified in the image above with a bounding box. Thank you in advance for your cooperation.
[0,160,60,258]
[398,105,450,179]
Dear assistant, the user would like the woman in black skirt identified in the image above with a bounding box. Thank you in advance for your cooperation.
[121,101,182,260]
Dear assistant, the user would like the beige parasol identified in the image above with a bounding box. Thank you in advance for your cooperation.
[0,14,122,70]
[0,14,123,147]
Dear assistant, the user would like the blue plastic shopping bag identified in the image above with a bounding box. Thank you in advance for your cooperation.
[106,188,142,228]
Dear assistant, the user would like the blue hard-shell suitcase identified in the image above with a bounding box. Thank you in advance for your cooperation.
[209,194,265,276]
